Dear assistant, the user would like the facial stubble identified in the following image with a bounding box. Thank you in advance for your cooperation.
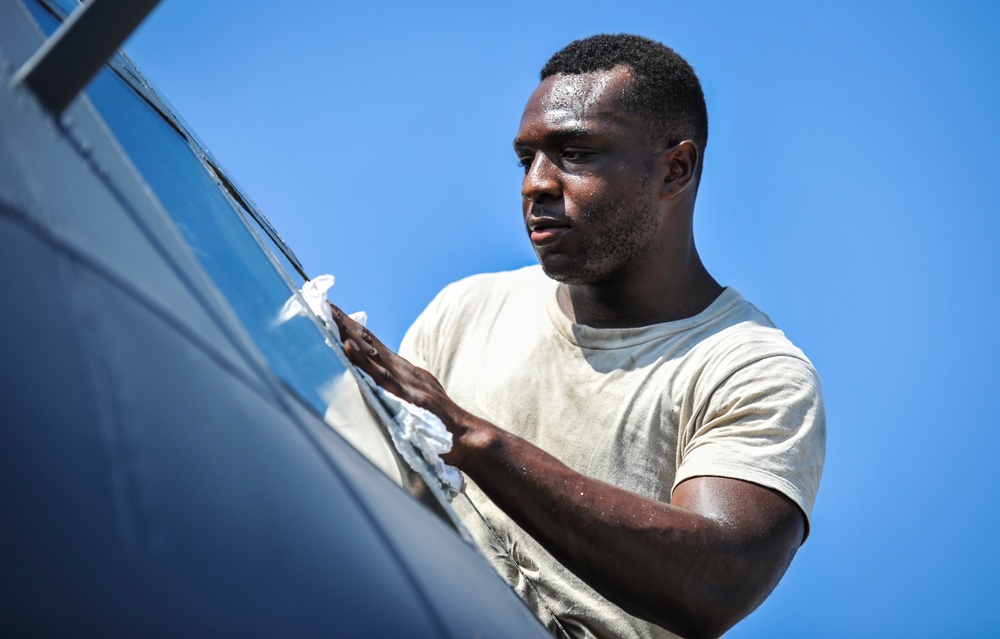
[544,173,660,286]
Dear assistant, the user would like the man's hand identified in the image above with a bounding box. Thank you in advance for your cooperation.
[329,304,476,468]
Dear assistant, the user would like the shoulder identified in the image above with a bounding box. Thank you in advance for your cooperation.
[675,291,825,444]
[687,293,824,439]
[399,265,549,367]
[434,265,546,304]
[690,291,817,387]
[420,265,548,327]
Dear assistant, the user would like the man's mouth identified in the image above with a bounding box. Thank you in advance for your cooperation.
[527,216,572,245]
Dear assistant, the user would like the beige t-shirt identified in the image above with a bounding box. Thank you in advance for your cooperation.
[400,266,826,639]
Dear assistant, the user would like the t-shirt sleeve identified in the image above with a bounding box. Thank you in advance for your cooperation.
[399,310,434,374]
[672,353,826,535]
[398,285,453,375]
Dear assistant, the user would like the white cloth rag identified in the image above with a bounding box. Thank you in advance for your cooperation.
[275,275,462,496]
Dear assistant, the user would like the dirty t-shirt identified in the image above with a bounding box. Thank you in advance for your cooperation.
[399,266,826,639]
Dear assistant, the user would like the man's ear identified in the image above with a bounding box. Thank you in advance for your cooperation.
[660,140,699,199]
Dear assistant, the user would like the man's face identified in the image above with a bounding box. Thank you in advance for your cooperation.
[514,66,663,285]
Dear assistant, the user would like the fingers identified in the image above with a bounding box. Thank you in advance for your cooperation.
[329,302,371,347]
[344,336,374,361]
[330,304,387,369]
[343,336,399,392]
[328,302,346,330]
[328,303,408,397]
[329,303,376,350]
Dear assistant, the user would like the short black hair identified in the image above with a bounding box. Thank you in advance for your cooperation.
[541,34,708,153]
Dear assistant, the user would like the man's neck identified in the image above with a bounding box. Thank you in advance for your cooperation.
[556,260,724,329]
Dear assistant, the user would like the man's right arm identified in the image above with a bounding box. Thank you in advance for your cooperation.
[336,307,807,639]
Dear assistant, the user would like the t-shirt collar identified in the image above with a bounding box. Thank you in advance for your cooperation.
[544,282,742,350]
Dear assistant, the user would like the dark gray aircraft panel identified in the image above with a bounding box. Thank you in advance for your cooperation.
[0,1,554,636]
[0,216,443,637]
[0,2,269,399]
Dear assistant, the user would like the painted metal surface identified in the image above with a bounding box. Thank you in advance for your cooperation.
[0,1,552,636]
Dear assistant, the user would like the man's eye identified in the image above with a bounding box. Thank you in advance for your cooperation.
[517,157,533,172]
[561,149,591,163]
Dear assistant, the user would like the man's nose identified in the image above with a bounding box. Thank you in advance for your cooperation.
[521,153,560,203]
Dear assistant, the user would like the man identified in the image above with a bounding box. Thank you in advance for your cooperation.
[333,34,825,639]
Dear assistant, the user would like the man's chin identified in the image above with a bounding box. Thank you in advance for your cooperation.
[537,256,594,286]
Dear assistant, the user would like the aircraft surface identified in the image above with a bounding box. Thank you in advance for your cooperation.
[0,0,560,636]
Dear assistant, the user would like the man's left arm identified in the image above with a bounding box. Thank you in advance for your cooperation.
[333,307,814,639]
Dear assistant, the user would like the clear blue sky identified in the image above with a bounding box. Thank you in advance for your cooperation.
[125,1,1000,635]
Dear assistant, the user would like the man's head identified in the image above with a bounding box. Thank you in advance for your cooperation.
[541,34,708,154]
[515,35,707,286]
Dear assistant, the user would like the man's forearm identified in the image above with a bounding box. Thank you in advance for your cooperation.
[447,406,802,639]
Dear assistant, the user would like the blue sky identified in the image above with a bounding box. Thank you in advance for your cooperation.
[125,1,1000,635]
